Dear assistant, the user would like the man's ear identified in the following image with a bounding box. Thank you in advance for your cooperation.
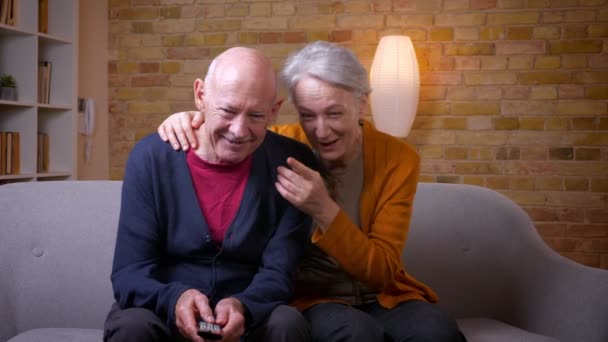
[269,97,285,123]
[193,78,205,111]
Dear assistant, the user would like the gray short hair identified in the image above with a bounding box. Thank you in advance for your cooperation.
[280,41,371,101]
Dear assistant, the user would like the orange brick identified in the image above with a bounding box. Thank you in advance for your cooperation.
[549,40,604,54]
[451,102,500,115]
[160,62,182,74]
[272,3,295,16]
[559,85,584,99]
[545,192,604,208]
[518,71,570,85]
[467,116,493,130]
[480,56,507,70]
[545,117,570,130]
[591,179,608,192]
[469,147,494,160]
[162,35,184,47]
[564,178,589,191]
[117,7,158,20]
[139,62,159,73]
[445,147,468,160]
[533,26,561,39]
[496,146,520,160]
[454,27,479,41]
[494,117,520,130]
[160,7,181,19]
[563,25,588,39]
[501,191,546,206]
[508,56,534,69]
[443,117,468,130]
[535,56,561,69]
[463,176,485,186]
[435,13,486,26]
[537,177,563,191]
[502,100,554,116]
[132,22,154,34]
[456,132,508,145]
[531,86,557,99]
[386,14,434,26]
[572,117,597,130]
[198,19,241,31]
[445,43,495,56]
[465,71,516,85]
[244,17,288,30]
[480,26,504,40]
[486,176,509,189]
[562,55,588,69]
[487,12,539,24]
[131,74,170,87]
[526,207,558,222]
[412,117,442,129]
[519,117,546,130]
[303,31,328,42]
[573,71,608,84]
[589,24,608,38]
[455,162,502,174]
[510,177,535,190]
[436,175,461,184]
[507,27,533,40]
[430,28,454,41]
[238,32,259,44]
[250,3,271,17]
[557,101,607,116]
[417,145,444,159]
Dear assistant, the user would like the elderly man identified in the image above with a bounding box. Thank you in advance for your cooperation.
[104,47,315,342]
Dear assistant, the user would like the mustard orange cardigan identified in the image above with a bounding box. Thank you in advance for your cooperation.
[270,121,439,311]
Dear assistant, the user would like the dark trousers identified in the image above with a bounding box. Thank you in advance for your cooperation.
[303,300,466,342]
[103,302,310,342]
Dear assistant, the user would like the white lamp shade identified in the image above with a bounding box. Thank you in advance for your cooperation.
[369,35,420,138]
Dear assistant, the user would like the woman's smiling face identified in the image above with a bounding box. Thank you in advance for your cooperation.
[293,76,365,169]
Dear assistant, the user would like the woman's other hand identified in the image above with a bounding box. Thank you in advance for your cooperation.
[276,157,340,230]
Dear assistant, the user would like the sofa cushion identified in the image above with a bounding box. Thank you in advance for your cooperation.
[457,318,558,342]
[7,328,103,342]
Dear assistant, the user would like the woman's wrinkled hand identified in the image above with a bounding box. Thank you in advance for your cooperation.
[276,157,339,230]
[157,111,204,150]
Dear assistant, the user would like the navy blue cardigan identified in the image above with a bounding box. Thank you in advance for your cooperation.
[110,131,315,331]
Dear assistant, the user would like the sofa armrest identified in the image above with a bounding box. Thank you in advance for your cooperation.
[405,183,608,342]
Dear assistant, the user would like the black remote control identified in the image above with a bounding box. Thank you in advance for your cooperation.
[197,321,222,340]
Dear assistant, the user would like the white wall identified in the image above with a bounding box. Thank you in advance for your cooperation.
[77,0,109,179]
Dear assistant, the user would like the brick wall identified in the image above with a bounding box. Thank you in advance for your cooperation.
[108,0,608,269]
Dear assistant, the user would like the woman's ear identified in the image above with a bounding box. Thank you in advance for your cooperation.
[358,95,368,119]
[193,78,205,111]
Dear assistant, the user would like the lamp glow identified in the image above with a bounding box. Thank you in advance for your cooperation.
[369,35,420,138]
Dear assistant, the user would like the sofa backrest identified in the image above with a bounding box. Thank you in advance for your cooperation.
[1,181,606,342]
[0,181,121,341]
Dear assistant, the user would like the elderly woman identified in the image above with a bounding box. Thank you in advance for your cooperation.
[158,41,464,342]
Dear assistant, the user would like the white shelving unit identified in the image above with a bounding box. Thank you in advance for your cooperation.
[0,0,77,183]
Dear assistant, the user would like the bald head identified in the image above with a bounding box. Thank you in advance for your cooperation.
[204,47,278,100]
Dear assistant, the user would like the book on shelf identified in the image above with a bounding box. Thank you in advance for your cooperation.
[37,132,49,172]
[0,132,5,175]
[38,0,48,33]
[38,61,52,104]
[0,131,20,175]
[0,0,17,26]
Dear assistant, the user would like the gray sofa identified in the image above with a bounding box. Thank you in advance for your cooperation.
[1,181,606,342]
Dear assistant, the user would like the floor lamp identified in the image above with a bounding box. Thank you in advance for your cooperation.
[369,35,420,138]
